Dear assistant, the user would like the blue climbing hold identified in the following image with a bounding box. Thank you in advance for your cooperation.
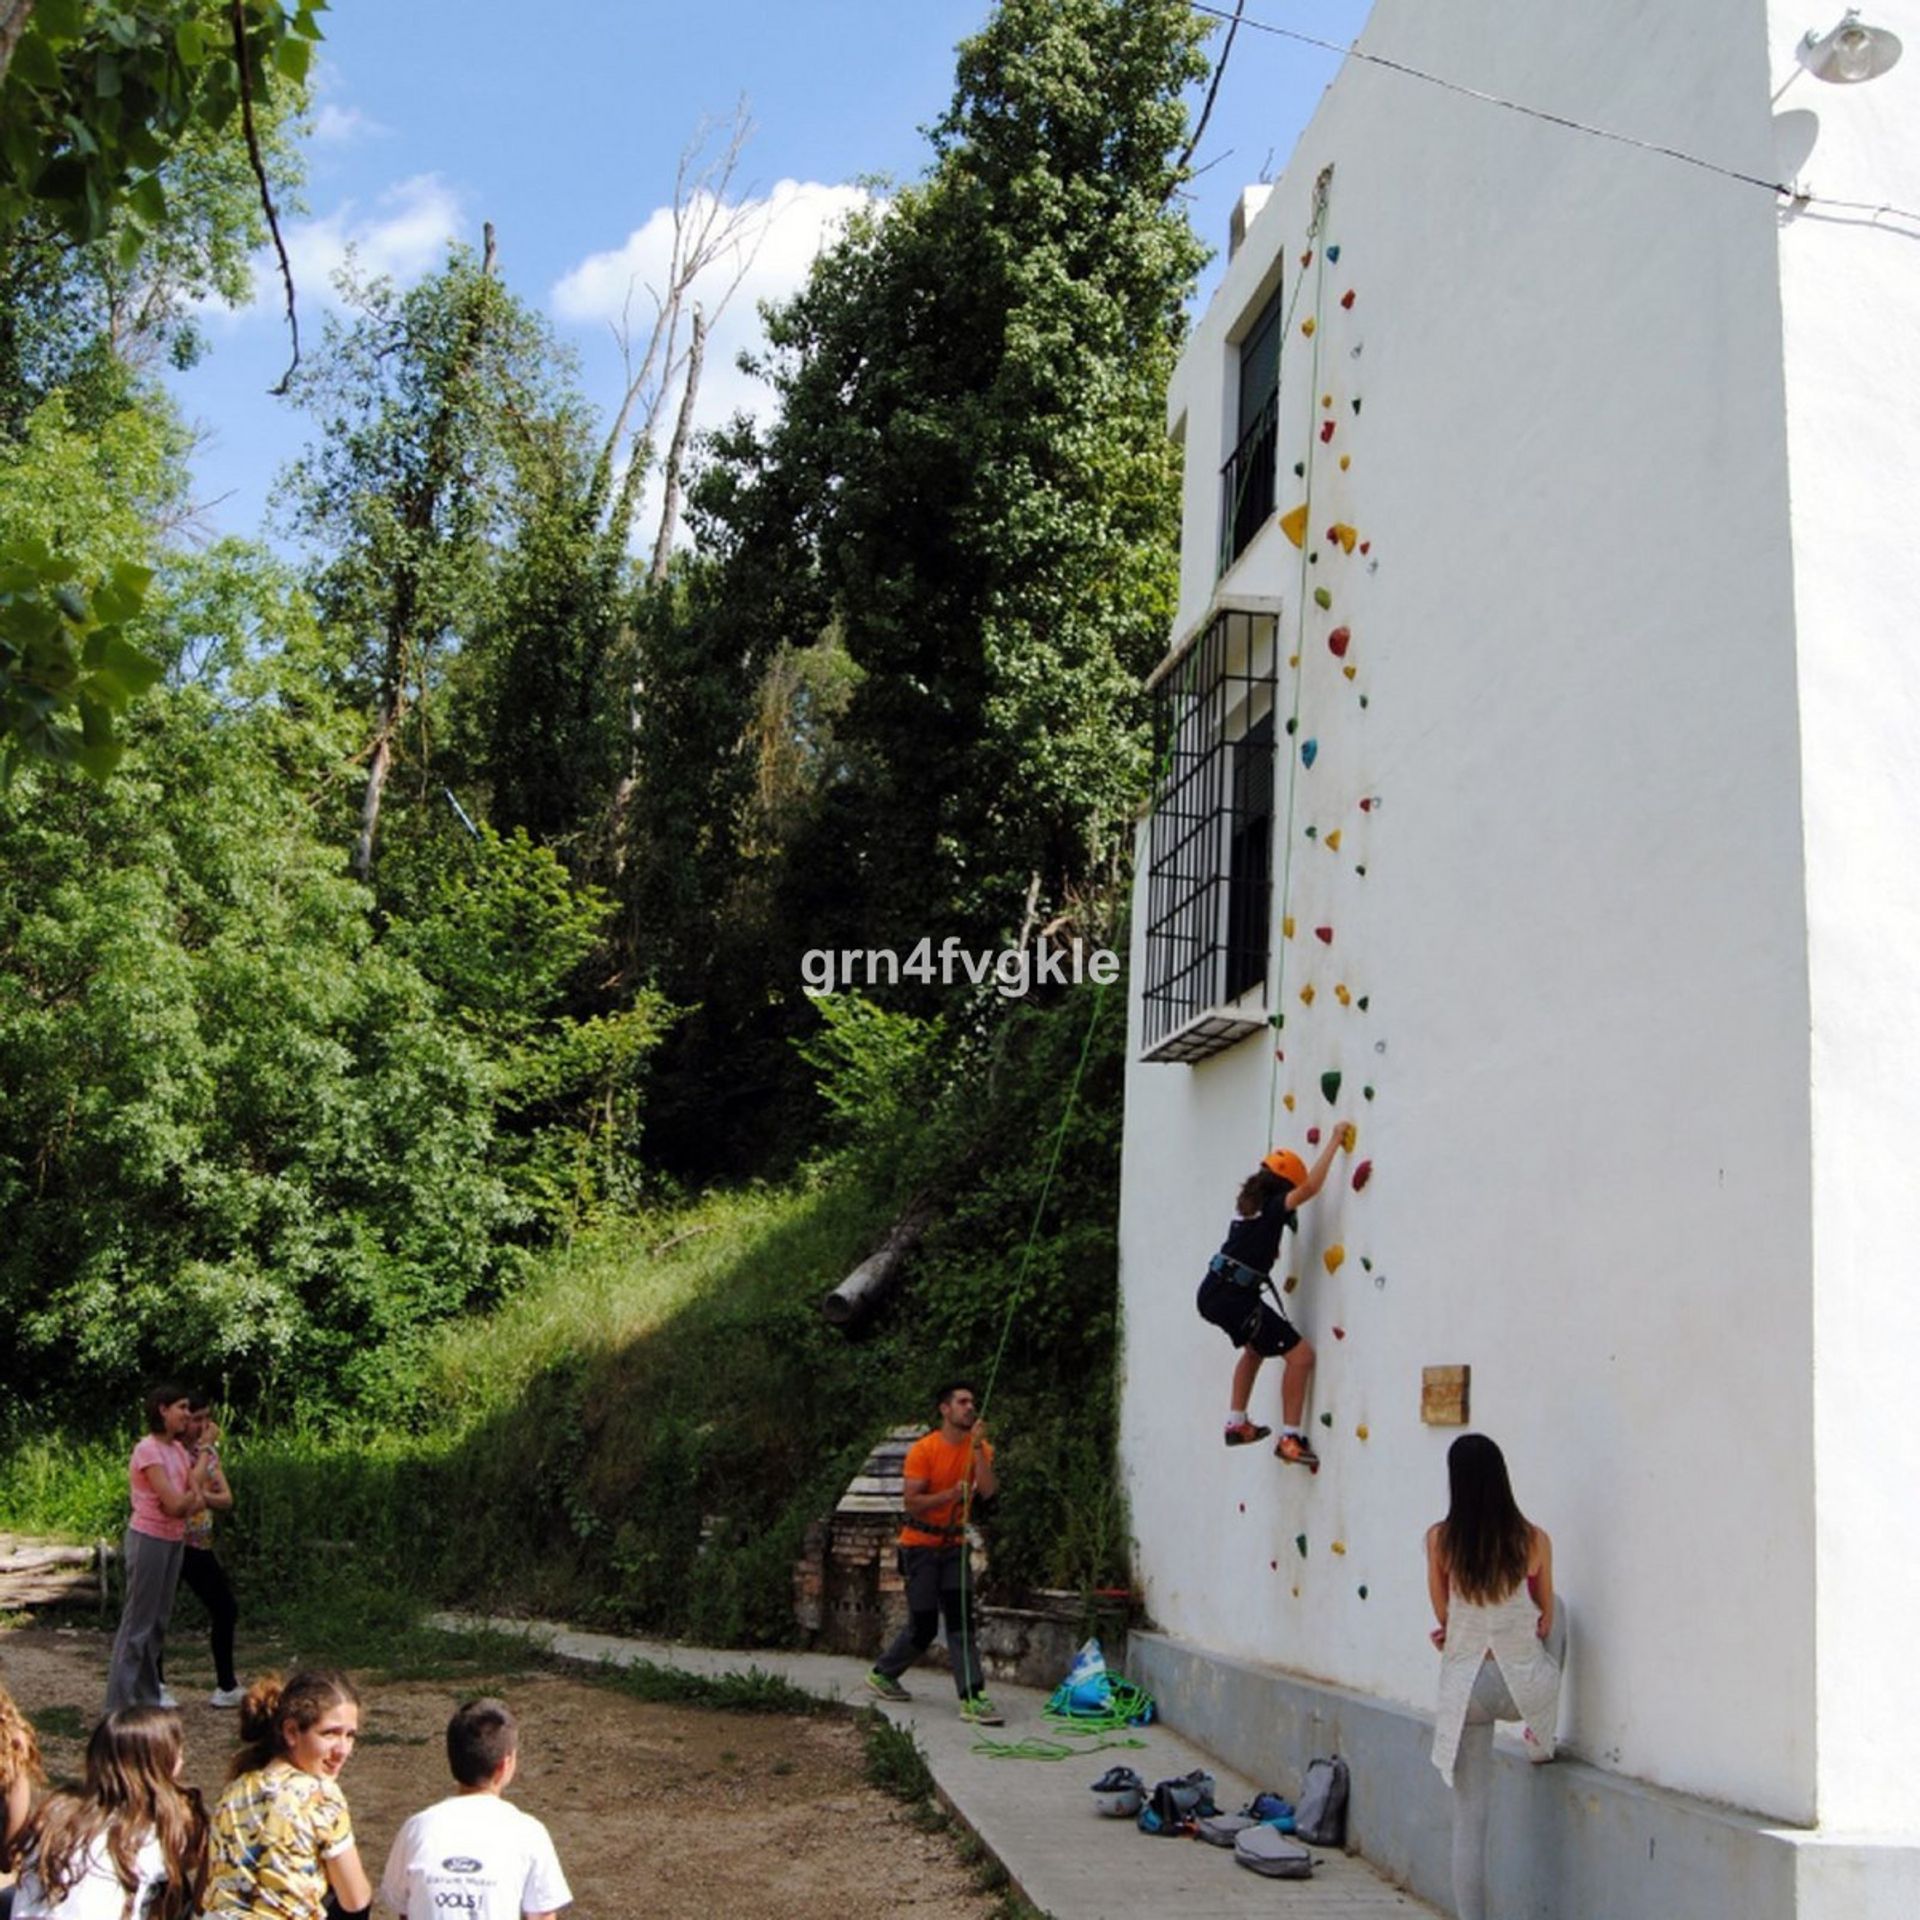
[1301,738,1318,768]
[1326,244,1341,263]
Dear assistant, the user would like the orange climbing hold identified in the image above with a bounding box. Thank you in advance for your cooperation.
[1324,1244,1346,1275]
[1334,984,1351,1007]
[1279,503,1310,548]
[1299,984,1316,1006]
[1328,523,1358,554]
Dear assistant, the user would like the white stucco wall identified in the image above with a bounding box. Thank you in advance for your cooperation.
[1767,0,1920,1833]
[1123,0,1827,1823]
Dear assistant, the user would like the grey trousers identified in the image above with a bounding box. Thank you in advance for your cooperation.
[873,1546,983,1699]
[103,1527,183,1714]
[1450,1602,1569,1920]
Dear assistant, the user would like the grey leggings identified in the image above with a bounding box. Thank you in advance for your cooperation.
[1450,1603,1568,1920]
[103,1527,183,1714]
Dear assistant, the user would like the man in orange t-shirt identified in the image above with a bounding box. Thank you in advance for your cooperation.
[865,1380,1003,1725]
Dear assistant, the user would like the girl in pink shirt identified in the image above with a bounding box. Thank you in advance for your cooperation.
[103,1382,211,1715]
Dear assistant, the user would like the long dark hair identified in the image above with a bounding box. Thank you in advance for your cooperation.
[15,1706,207,1920]
[1438,1433,1533,1604]
[228,1670,359,1781]
[1235,1168,1286,1217]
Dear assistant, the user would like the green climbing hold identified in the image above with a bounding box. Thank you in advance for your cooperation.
[1363,1085,1375,1101]
[1294,461,1306,478]
[1358,1584,1368,1600]
[1357,996,1369,1011]
[1321,1070,1342,1101]
[1359,695,1369,709]
[1351,397,1363,414]
[1285,716,1298,735]
[1355,865,1367,877]
[1313,587,1333,611]
[1304,825,1317,840]
[1360,1256,1372,1272]
[1295,1533,1308,1558]
[1319,1412,1333,1428]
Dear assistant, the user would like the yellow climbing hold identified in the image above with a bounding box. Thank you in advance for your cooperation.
[1283,915,1296,939]
[1331,1540,1347,1556]
[1339,454,1351,471]
[1280,504,1310,548]
[1325,829,1343,852]
[1299,984,1316,1006]
[1283,1093,1295,1111]
[1335,984,1351,1007]
[1302,317,1316,337]
[1356,1423,1370,1441]
[1339,1123,1357,1150]
[1329,523,1358,554]
[1284,1274,1300,1294]
[1324,1244,1346,1275]
[1343,664,1357,680]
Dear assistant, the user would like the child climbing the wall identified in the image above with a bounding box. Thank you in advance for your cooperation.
[1199,1130,1348,1466]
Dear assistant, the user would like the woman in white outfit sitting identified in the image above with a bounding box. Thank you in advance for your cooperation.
[1427,1433,1566,1920]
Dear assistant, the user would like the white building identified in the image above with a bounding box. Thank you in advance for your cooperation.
[1117,4,1920,1912]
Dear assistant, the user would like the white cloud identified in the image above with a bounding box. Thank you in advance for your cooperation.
[551,178,877,550]
[277,173,466,310]
[309,101,386,145]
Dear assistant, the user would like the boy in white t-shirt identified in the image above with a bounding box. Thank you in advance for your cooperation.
[378,1699,572,1920]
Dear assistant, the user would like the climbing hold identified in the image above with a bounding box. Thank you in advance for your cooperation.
[1331,1540,1347,1556]
[1289,653,1300,667]
[1302,317,1316,337]
[1274,1046,1285,1063]
[1374,1039,1386,1053]
[1339,454,1351,471]
[1363,1085,1374,1101]
[1373,1272,1387,1290]
[1314,587,1333,610]
[1325,829,1342,852]
[1301,738,1318,768]
[1341,289,1356,310]
[1350,343,1363,359]
[1294,460,1306,478]
[1283,1092,1296,1110]
[1356,996,1369,1011]
[1319,1412,1334,1428]
[1319,419,1336,444]
[1292,1585,1301,1598]
[1308,552,1318,565]
[1351,397,1362,414]
[1356,1423,1369,1440]
[1314,924,1333,945]
[1306,1125,1321,1145]
[1271,1559,1279,1571]
[1268,1012,1285,1031]
[1327,523,1358,554]
[1325,244,1341,262]
[1284,1274,1300,1293]
[1328,627,1351,657]
[1304,824,1317,839]
[1360,1256,1372,1272]
[1279,503,1310,548]
[1324,1244,1346,1275]
[1240,1502,1246,1513]
[1300,249,1313,268]
[1358,1584,1368,1600]
[1359,694,1369,709]
[1359,796,1376,812]
[1358,540,1371,554]
[1352,1160,1373,1191]
[1332,1325,1346,1340]
[1298,985,1315,1007]
[1334,983,1351,1007]
[1284,715,1298,735]
[1321,1070,1342,1101]
[1343,666,1358,682]
[1321,392,1332,409]
[1296,1533,1309,1558]
[1354,862,1365,874]
[1338,1123,1357,1150]
[1282,915,1296,938]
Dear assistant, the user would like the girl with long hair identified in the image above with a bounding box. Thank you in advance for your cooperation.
[1,1677,46,1913]
[7,1706,206,1920]
[1426,1432,1567,1920]
[202,1672,371,1918]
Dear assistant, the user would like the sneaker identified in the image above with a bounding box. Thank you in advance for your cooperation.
[156,1688,179,1709]
[1224,1418,1272,1447]
[209,1685,247,1709]
[865,1669,910,1703]
[959,1694,1005,1727]
[1275,1432,1320,1470]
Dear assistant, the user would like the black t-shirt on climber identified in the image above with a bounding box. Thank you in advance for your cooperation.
[1221,1191,1297,1275]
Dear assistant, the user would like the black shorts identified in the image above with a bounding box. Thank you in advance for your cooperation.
[1196,1271,1301,1358]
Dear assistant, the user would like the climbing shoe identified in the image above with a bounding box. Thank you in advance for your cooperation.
[865,1669,910,1703]
[959,1694,1005,1726]
[1275,1432,1321,1470]
[1224,1418,1272,1447]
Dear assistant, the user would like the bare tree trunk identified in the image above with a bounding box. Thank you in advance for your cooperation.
[0,0,37,93]
[822,1204,936,1329]
[352,713,397,882]
[649,304,705,581]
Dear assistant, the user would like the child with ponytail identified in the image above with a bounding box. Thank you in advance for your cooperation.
[202,1672,371,1918]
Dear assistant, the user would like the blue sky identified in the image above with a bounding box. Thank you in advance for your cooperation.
[171,0,1373,544]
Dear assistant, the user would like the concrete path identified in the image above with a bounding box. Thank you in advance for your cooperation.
[433,1614,1443,1920]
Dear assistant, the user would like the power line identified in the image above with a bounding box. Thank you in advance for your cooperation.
[1185,0,1920,234]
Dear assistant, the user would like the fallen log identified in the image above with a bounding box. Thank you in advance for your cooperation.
[822,1203,936,1329]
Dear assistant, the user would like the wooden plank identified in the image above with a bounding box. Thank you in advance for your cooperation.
[1421,1364,1471,1426]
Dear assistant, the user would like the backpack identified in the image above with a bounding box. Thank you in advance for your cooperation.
[1233,1824,1314,1879]
[1194,1812,1256,1847]
[1294,1754,1350,1847]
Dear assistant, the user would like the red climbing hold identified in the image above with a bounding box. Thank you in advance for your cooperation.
[1315,925,1334,945]
[1328,627,1351,658]
[1352,1159,1374,1192]
[1359,541,1371,554]
[1359,796,1375,812]
[1306,1126,1322,1145]
[1332,1325,1347,1340]
[1341,289,1356,310]
[1319,420,1336,444]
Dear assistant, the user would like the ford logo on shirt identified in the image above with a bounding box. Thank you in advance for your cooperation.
[441,1858,483,1872]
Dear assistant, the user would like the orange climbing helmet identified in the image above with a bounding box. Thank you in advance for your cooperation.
[1263,1149,1308,1189]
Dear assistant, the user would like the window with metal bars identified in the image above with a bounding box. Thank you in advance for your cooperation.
[1219,282,1283,574]
[1141,606,1280,1063]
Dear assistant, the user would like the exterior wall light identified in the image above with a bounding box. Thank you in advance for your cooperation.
[1800,10,1903,81]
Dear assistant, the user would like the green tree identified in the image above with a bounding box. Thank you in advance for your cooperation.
[691,0,1207,963]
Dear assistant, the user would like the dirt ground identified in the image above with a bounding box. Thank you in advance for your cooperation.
[0,1624,1000,1918]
